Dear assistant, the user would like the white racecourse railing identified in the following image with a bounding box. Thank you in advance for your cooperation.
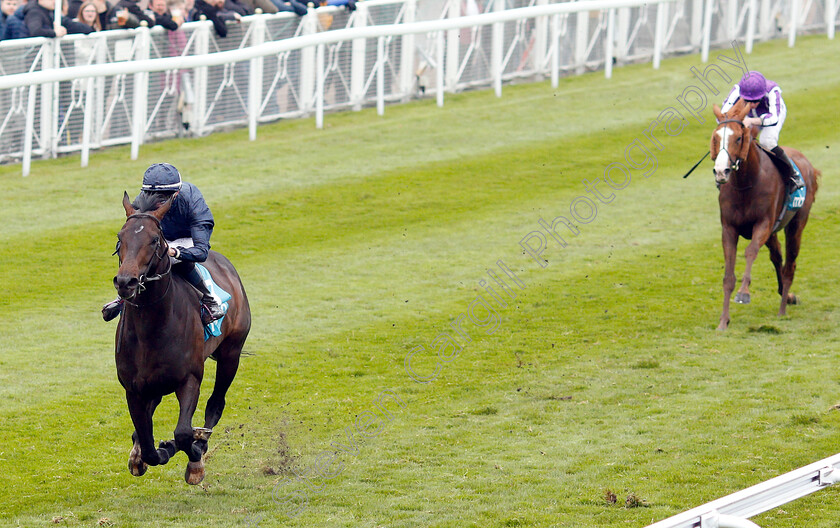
[645,452,840,528]
[0,0,837,174]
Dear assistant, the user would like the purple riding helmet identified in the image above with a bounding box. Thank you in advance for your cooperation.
[738,71,768,102]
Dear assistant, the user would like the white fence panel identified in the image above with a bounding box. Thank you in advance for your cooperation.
[0,0,837,174]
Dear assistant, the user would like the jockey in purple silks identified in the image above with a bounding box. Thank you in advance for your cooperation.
[102,163,226,324]
[720,70,805,193]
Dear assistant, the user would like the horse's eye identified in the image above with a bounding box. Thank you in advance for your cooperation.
[736,137,742,143]
[112,240,121,256]
[151,236,160,246]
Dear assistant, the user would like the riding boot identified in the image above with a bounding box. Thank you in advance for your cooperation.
[102,298,124,321]
[184,267,225,325]
[771,146,804,192]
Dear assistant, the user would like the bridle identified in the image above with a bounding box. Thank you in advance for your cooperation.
[114,213,173,307]
[714,118,748,174]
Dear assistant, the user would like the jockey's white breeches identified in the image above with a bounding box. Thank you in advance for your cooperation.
[757,100,786,150]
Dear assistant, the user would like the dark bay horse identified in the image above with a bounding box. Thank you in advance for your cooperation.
[114,192,251,483]
[711,100,819,331]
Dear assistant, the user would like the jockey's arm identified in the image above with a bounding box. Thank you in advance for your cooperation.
[174,223,212,262]
[759,88,782,127]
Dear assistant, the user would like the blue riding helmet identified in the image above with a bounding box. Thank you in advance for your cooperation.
[142,163,183,192]
[738,71,767,102]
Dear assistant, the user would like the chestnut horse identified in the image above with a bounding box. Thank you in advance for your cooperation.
[711,100,819,330]
[114,192,251,483]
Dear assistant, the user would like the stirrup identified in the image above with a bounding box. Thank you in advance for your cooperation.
[200,300,225,325]
[102,299,124,321]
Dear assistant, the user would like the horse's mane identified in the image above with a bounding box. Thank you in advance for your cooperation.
[133,191,174,213]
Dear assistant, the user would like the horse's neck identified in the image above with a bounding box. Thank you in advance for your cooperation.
[731,141,762,190]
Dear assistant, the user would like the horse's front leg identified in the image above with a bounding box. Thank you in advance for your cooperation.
[126,392,171,472]
[719,225,738,331]
[172,374,206,485]
[735,223,772,305]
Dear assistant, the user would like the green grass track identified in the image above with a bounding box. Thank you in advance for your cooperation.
[1,35,840,527]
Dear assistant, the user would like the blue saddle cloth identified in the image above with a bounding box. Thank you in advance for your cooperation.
[195,263,231,341]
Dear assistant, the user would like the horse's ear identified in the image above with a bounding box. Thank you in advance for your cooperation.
[123,191,137,217]
[733,101,751,121]
[713,104,723,122]
[151,193,175,221]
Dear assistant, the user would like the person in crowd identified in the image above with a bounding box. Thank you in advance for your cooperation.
[67,0,110,28]
[107,0,152,29]
[24,0,93,37]
[267,0,305,16]
[148,0,179,29]
[320,0,355,11]
[175,0,192,20]
[73,0,102,30]
[2,0,28,39]
[0,0,19,39]
[238,0,275,15]
[191,0,239,37]
[223,0,250,17]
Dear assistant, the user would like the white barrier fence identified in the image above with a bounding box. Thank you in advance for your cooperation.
[0,0,837,176]
[645,452,840,528]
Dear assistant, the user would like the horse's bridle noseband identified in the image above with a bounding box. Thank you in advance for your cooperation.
[115,213,173,306]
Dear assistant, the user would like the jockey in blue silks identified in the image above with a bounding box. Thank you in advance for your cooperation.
[103,163,226,324]
[720,70,805,193]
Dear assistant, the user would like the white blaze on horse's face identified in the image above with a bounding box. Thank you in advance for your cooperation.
[714,126,733,185]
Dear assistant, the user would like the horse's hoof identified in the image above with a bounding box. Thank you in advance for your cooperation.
[787,294,799,305]
[185,458,205,485]
[129,461,148,477]
[128,446,148,477]
[734,293,750,304]
[193,427,213,442]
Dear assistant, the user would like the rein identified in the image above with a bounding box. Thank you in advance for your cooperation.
[118,213,173,308]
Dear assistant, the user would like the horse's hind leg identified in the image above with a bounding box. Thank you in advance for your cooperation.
[779,213,810,314]
[203,336,243,433]
[766,234,784,296]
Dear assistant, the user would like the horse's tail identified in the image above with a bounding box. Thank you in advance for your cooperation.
[811,167,821,196]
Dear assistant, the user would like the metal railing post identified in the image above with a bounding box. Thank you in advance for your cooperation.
[745,0,757,52]
[788,0,800,47]
[315,42,324,128]
[131,25,150,160]
[653,2,667,69]
[399,0,416,100]
[445,0,460,91]
[492,0,504,96]
[701,0,714,62]
[300,8,318,114]
[350,1,368,110]
[604,8,615,78]
[248,16,265,140]
[193,22,210,135]
[573,8,588,74]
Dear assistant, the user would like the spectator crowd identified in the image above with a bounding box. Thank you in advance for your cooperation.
[0,0,355,40]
